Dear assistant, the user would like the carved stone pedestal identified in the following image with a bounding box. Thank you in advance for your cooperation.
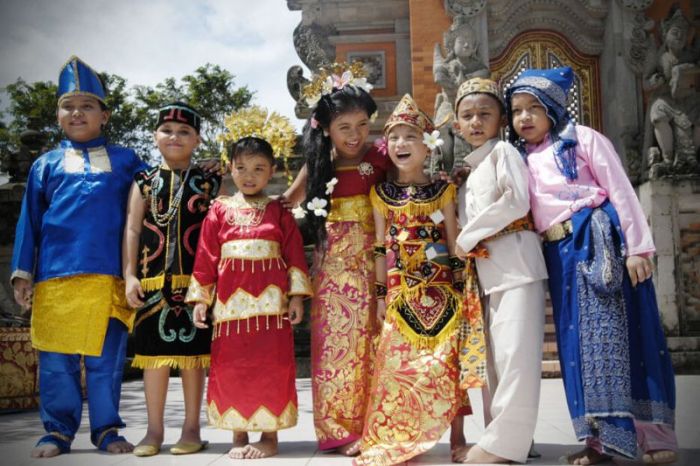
[638,177,700,373]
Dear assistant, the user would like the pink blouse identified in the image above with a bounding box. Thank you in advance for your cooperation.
[525,125,655,257]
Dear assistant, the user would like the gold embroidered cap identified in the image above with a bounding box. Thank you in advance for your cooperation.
[384,94,435,135]
[218,106,296,164]
[455,77,501,109]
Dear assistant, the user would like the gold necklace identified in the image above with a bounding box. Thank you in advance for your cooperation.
[224,193,270,228]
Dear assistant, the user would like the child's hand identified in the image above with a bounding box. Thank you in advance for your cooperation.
[197,158,222,174]
[125,275,144,309]
[377,299,386,323]
[193,303,209,329]
[449,166,471,187]
[288,296,304,325]
[455,244,467,260]
[626,255,653,287]
[277,194,294,211]
[12,277,33,311]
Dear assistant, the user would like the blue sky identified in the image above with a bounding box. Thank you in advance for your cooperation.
[0,0,305,128]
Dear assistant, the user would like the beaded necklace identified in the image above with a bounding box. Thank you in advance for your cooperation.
[150,164,193,227]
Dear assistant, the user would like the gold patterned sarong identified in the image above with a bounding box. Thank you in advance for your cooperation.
[311,199,378,449]
[32,274,132,356]
[356,315,464,465]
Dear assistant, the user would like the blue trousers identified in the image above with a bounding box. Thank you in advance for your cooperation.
[37,318,128,452]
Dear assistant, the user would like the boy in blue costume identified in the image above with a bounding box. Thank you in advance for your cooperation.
[11,56,147,458]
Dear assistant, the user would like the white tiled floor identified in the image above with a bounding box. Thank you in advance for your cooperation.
[1,376,698,465]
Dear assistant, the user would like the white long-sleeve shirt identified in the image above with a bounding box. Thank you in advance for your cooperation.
[457,139,548,295]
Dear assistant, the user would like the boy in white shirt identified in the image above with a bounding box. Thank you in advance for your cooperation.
[453,77,548,464]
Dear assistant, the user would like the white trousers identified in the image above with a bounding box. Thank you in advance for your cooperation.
[477,280,545,463]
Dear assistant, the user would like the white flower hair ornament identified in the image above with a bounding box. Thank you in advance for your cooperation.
[423,130,444,151]
[292,205,307,219]
[325,177,338,195]
[307,197,329,217]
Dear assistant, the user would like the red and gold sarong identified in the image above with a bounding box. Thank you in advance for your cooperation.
[311,202,379,450]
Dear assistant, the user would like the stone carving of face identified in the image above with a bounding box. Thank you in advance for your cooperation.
[454,33,477,59]
[665,25,686,54]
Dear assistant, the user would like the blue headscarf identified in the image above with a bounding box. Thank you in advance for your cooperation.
[505,67,579,181]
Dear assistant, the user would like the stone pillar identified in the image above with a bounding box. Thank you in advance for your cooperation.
[638,177,700,371]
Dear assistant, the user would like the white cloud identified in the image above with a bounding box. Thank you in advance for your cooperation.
[0,0,305,128]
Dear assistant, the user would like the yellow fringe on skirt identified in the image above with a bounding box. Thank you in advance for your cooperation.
[131,354,210,370]
[140,274,191,292]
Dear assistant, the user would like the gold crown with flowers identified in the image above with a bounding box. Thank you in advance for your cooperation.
[384,94,436,135]
[301,61,373,108]
[218,106,297,183]
[455,77,501,109]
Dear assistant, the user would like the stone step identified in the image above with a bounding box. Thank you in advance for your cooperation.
[542,359,561,377]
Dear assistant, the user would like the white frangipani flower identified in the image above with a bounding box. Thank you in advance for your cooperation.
[423,130,445,150]
[307,197,329,217]
[292,205,307,219]
[351,76,374,93]
[325,177,339,195]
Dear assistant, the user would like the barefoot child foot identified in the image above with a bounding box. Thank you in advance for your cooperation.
[337,439,361,456]
[450,415,469,463]
[643,450,677,464]
[564,447,612,465]
[463,445,510,464]
[228,432,250,459]
[245,432,278,459]
[105,439,134,454]
[30,443,62,458]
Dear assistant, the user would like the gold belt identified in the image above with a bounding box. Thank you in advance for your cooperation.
[542,219,573,242]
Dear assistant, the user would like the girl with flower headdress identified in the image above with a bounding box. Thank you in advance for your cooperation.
[123,102,221,457]
[506,67,677,465]
[355,94,473,466]
[186,107,312,459]
[282,62,392,455]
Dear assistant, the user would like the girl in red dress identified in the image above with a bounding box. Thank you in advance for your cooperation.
[187,110,312,459]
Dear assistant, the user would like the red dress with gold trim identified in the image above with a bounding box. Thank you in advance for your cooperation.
[186,193,312,432]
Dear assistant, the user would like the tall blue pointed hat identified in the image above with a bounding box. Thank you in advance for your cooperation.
[505,66,580,181]
[57,55,106,104]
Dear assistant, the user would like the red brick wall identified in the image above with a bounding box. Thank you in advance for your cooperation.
[408,0,451,113]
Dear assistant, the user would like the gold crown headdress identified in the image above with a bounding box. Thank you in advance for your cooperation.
[219,106,298,184]
[384,94,436,135]
[301,61,374,108]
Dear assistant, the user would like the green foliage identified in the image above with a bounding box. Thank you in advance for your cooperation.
[4,79,60,150]
[0,64,253,164]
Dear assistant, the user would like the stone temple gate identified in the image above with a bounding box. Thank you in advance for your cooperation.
[285,0,700,373]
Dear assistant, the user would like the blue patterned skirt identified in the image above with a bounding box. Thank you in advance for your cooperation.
[543,201,675,458]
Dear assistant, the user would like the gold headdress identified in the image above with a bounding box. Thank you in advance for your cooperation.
[455,77,501,109]
[384,94,436,135]
[301,61,373,108]
[218,106,297,184]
